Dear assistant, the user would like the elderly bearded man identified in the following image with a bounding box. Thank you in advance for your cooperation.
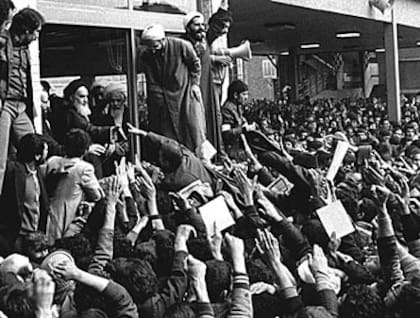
[138,24,206,158]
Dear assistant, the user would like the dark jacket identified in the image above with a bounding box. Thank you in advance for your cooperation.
[63,108,112,145]
[181,8,230,154]
[145,132,214,192]
[258,151,319,216]
[0,161,49,256]
[221,100,246,160]
[0,30,34,117]
[139,37,204,152]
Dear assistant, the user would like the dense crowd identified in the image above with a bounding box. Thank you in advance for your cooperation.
[3,1,420,318]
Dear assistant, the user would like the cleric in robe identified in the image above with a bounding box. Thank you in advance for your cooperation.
[181,3,233,157]
[137,24,206,155]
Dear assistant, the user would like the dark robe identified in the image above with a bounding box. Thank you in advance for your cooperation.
[138,37,205,152]
[181,8,231,156]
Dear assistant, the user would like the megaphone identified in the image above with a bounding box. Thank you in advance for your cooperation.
[214,40,252,61]
[369,0,394,13]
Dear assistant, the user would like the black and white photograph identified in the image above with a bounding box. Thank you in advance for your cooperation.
[0,0,420,317]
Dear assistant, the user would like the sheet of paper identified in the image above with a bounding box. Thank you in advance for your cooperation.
[326,141,349,181]
[198,196,235,236]
[178,180,203,200]
[200,139,217,161]
[316,200,355,239]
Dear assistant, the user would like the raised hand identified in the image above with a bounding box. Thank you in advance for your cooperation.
[211,55,232,66]
[328,232,341,258]
[135,164,157,202]
[170,192,192,212]
[126,161,136,184]
[255,191,283,223]
[241,134,263,172]
[126,215,149,246]
[127,123,147,136]
[308,244,329,276]
[51,260,80,281]
[395,178,411,215]
[219,190,243,219]
[232,168,257,206]
[208,222,223,261]
[372,185,391,213]
[187,255,210,302]
[256,229,281,265]
[187,255,207,281]
[224,233,246,273]
[105,175,122,206]
[31,269,56,314]
[176,224,197,241]
[115,157,129,193]
[88,144,106,156]
[250,282,277,295]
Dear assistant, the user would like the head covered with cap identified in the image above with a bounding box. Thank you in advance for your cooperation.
[63,79,88,101]
[105,83,127,114]
[183,11,207,41]
[183,11,204,29]
[141,24,166,53]
[227,80,248,101]
[104,83,126,100]
[141,24,165,42]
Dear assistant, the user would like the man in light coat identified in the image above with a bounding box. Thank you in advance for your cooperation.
[43,129,103,244]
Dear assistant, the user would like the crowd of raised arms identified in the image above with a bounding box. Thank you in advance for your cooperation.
[3,1,420,318]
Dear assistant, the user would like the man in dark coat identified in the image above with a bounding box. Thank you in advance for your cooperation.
[138,24,206,155]
[221,80,255,161]
[127,124,214,192]
[182,1,233,157]
[0,133,50,256]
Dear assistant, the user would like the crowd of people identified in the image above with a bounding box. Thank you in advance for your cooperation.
[3,0,420,318]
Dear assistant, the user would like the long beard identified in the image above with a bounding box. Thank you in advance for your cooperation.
[76,104,92,119]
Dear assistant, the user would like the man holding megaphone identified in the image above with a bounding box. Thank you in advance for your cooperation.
[211,40,252,108]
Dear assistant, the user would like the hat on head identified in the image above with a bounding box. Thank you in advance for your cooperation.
[228,80,248,98]
[104,83,126,99]
[63,79,88,100]
[141,24,165,42]
[183,11,204,29]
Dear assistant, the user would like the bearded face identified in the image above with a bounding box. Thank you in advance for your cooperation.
[187,16,206,41]
[71,86,91,118]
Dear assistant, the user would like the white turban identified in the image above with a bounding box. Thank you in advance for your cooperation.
[104,83,126,98]
[183,11,204,29]
[141,24,165,42]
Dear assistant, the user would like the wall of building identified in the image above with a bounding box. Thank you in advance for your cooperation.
[377,47,420,95]
[243,56,276,100]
